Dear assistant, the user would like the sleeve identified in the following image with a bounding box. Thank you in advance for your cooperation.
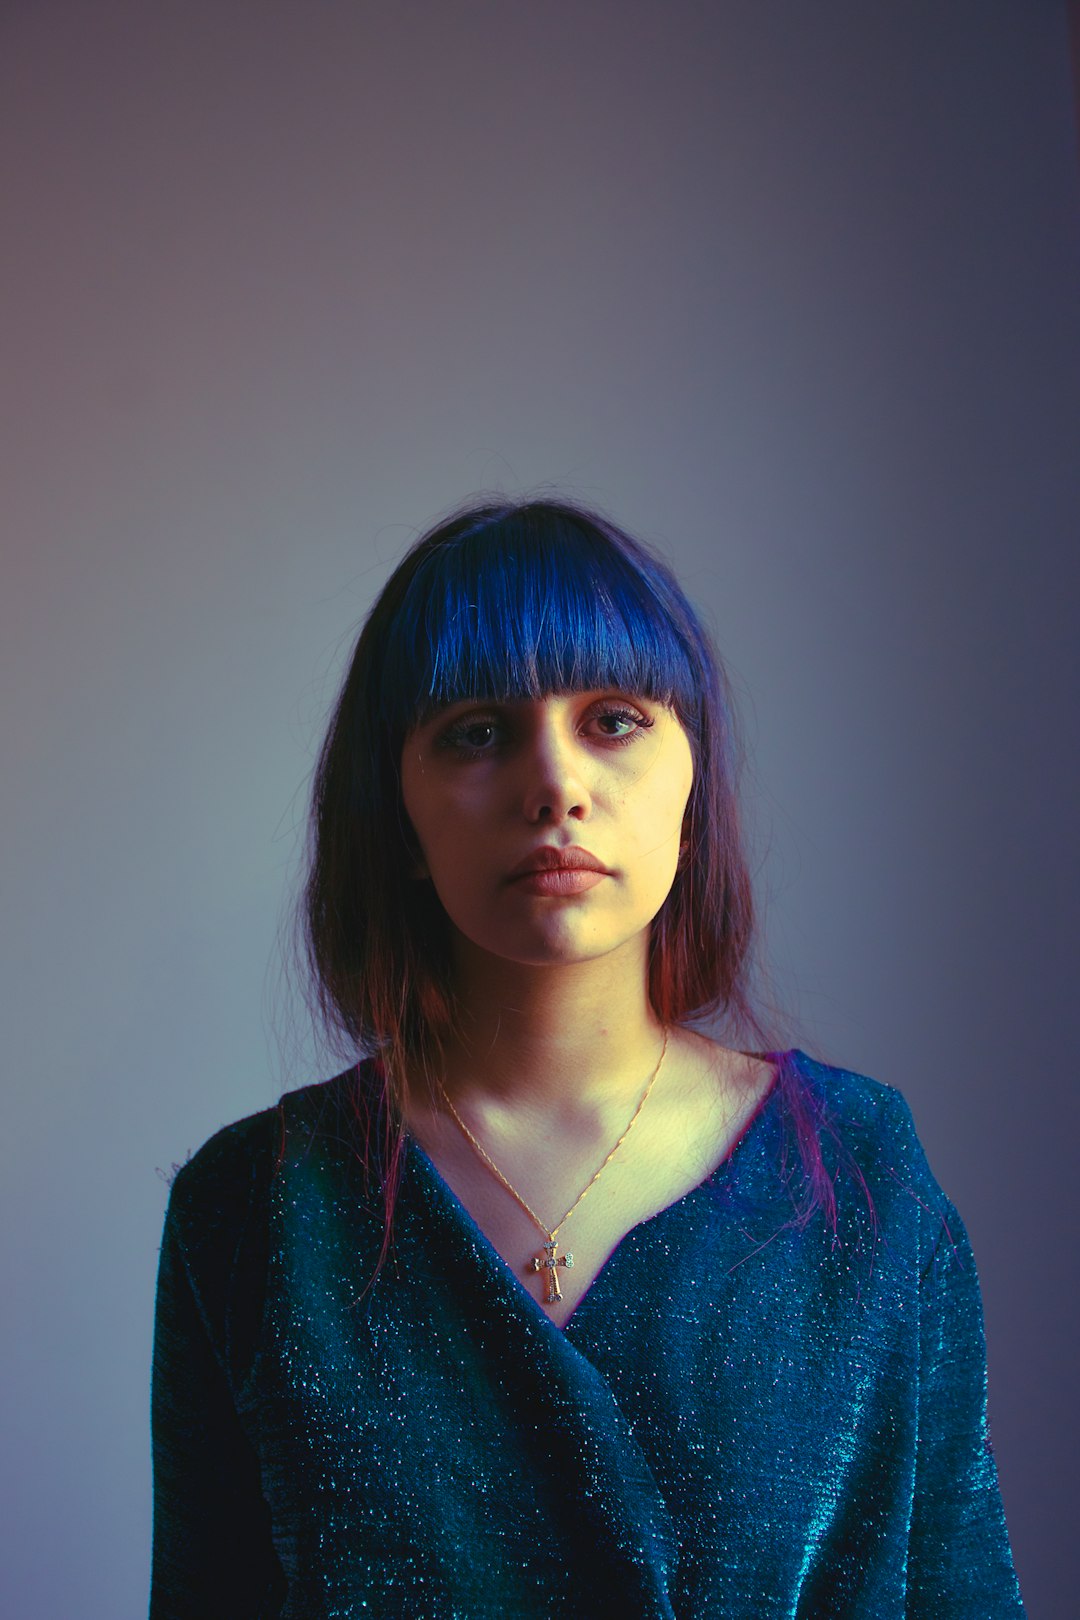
[906,1198,1026,1618]
[150,1161,287,1619]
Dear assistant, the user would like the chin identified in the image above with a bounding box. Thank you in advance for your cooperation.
[455,916,648,971]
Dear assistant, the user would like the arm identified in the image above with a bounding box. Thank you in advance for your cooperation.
[150,1181,286,1619]
[906,1201,1026,1618]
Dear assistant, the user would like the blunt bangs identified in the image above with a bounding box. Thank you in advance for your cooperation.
[379,506,702,741]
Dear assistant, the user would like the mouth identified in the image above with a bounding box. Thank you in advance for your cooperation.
[505,845,612,898]
[505,845,610,882]
[508,867,608,897]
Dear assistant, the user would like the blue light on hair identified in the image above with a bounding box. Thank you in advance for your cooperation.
[378,503,705,744]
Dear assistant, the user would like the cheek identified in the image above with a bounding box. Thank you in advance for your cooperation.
[641,748,693,832]
[404,787,485,882]
[399,765,443,877]
[625,787,689,875]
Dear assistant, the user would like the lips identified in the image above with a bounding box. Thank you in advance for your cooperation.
[511,867,606,897]
[506,845,610,881]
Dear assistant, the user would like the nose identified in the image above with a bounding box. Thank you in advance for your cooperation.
[519,709,593,826]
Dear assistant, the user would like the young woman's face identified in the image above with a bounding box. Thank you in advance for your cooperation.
[400,689,694,971]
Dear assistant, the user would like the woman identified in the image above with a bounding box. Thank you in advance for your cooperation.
[150,496,1026,1617]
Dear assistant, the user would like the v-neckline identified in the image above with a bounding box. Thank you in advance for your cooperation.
[404,1051,790,1336]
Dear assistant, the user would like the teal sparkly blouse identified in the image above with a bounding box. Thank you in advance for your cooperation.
[150,1050,1026,1617]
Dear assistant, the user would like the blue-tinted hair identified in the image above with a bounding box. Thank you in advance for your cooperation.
[376,500,717,761]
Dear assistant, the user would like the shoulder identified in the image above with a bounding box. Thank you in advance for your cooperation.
[164,1066,361,1245]
[789,1046,928,1154]
[786,1048,966,1266]
[789,1047,914,1139]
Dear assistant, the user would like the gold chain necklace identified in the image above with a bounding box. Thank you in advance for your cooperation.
[436,1026,670,1304]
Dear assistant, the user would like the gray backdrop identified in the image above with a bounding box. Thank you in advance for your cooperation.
[2,3,1077,1614]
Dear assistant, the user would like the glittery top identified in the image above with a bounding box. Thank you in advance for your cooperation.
[150,1049,1026,1617]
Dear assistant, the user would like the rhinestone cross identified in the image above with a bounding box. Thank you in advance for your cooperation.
[530,1239,574,1304]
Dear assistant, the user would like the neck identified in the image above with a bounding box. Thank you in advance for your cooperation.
[429,932,668,1113]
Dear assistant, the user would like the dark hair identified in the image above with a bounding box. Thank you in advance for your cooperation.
[293,494,861,1264]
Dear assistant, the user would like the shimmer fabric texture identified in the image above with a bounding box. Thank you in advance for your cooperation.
[150,1050,1026,1618]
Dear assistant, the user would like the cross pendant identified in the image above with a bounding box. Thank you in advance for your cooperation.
[530,1239,574,1304]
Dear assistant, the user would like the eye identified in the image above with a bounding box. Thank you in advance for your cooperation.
[433,712,508,754]
[592,704,654,745]
[433,696,654,758]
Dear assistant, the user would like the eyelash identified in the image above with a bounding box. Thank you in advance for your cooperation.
[437,704,655,759]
